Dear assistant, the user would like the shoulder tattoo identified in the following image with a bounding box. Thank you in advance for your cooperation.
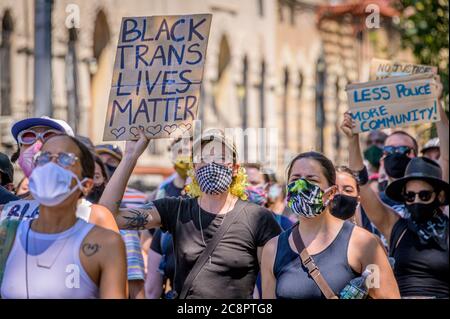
[82,243,101,257]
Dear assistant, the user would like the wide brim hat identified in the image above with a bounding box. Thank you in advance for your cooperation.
[385,157,449,205]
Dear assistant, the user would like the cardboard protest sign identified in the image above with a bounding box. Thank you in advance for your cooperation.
[370,58,438,81]
[103,14,212,141]
[346,73,440,133]
[0,200,39,222]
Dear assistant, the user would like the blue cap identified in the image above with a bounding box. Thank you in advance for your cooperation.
[11,117,72,142]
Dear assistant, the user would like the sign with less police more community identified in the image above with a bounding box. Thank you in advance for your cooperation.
[346,73,440,133]
[103,14,212,141]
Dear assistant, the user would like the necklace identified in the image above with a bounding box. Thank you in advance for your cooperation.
[198,196,234,265]
[30,220,73,269]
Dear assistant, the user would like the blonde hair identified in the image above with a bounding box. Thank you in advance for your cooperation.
[185,163,248,200]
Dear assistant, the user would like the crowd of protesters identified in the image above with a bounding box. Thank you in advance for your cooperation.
[0,77,448,299]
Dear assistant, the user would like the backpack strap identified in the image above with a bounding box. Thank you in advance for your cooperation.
[178,199,247,299]
[291,222,338,299]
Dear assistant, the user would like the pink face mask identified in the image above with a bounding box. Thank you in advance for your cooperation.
[18,140,43,177]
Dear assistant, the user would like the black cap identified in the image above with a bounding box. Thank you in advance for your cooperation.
[0,152,14,185]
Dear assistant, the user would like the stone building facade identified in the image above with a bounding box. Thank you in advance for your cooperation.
[0,0,418,187]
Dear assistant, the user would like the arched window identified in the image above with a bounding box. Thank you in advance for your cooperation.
[0,10,13,116]
[209,35,232,126]
[315,53,326,152]
[259,60,266,128]
[92,11,110,66]
[297,71,303,152]
[334,77,341,152]
[282,67,289,150]
[257,0,264,17]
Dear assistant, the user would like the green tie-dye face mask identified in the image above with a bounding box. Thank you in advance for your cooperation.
[286,178,331,218]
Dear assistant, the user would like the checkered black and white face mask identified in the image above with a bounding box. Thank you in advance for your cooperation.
[195,162,233,195]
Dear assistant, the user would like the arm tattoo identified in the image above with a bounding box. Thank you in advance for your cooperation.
[123,208,151,230]
[82,243,101,257]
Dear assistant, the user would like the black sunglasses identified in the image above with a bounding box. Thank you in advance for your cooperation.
[402,190,434,203]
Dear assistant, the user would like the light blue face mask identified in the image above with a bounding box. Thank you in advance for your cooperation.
[29,162,87,207]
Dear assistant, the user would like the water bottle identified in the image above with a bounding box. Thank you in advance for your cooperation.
[339,269,371,299]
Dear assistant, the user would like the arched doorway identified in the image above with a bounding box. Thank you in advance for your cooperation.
[0,10,13,117]
[90,10,111,143]
[210,35,233,128]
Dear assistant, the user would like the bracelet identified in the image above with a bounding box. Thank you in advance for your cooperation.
[356,166,369,186]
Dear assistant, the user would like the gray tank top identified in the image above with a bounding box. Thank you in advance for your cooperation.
[1,218,99,299]
[274,221,358,299]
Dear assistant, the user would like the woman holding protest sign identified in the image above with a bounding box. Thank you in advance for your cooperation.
[260,152,399,299]
[340,75,449,298]
[0,134,127,298]
[99,128,281,299]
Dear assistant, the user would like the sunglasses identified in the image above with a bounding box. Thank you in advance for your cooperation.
[33,151,79,168]
[18,129,62,145]
[402,190,434,203]
[383,145,412,156]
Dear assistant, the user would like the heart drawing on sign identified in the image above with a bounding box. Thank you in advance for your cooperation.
[178,123,192,134]
[130,126,147,138]
[163,124,178,135]
[129,127,139,138]
[147,124,162,136]
[111,127,126,139]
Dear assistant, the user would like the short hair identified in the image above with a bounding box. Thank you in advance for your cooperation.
[389,131,418,155]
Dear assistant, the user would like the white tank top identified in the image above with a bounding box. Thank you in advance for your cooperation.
[1,218,99,299]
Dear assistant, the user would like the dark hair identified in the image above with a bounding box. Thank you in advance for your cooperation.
[389,131,419,155]
[286,152,336,187]
[94,155,109,183]
[335,165,360,192]
[11,147,20,163]
[42,135,95,179]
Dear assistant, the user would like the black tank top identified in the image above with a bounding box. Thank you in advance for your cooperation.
[274,221,358,299]
[389,218,449,298]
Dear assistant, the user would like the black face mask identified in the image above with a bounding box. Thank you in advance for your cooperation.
[86,184,106,204]
[406,199,441,224]
[105,164,117,179]
[331,194,358,220]
[384,153,411,179]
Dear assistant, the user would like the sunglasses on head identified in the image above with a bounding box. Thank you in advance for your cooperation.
[383,145,412,156]
[33,151,79,169]
[18,129,62,145]
[402,190,434,203]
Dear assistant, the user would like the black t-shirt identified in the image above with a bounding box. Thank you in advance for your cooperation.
[153,196,282,299]
[389,217,449,298]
